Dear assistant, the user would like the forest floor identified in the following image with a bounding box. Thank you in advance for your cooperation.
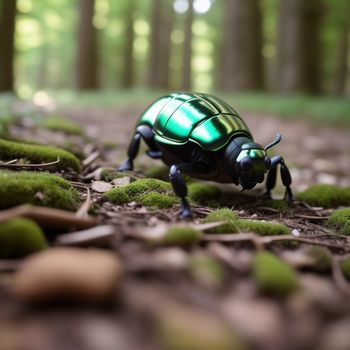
[1,102,350,350]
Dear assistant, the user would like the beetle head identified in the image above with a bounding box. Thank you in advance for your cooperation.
[236,143,270,190]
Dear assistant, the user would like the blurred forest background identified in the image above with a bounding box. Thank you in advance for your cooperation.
[0,0,349,119]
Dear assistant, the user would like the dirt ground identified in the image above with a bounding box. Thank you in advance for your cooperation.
[1,104,350,350]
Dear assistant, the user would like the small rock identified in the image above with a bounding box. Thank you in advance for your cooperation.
[111,176,131,187]
[12,248,122,304]
[91,181,113,193]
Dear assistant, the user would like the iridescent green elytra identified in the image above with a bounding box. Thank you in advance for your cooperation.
[138,93,252,151]
[119,93,293,218]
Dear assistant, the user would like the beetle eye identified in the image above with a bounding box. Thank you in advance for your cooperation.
[265,157,271,169]
[240,157,252,170]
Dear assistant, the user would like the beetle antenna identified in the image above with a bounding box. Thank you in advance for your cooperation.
[265,133,282,151]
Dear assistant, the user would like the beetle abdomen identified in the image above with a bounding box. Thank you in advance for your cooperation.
[137,93,252,151]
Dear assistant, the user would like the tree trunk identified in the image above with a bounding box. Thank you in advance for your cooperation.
[147,0,174,89]
[276,0,323,94]
[218,0,263,91]
[0,0,17,92]
[121,0,135,88]
[181,0,194,91]
[333,16,350,96]
[75,0,99,90]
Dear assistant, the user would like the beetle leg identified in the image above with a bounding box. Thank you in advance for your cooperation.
[280,160,294,204]
[137,125,162,159]
[118,133,141,171]
[264,155,293,205]
[169,164,193,219]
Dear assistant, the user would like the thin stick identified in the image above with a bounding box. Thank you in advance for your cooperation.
[0,157,60,170]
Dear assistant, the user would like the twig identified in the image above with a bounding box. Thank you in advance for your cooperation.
[0,205,98,230]
[56,225,117,246]
[82,150,100,168]
[202,233,350,251]
[294,214,329,220]
[0,157,60,171]
[74,183,92,218]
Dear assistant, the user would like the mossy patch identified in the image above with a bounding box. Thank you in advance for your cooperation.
[188,182,221,204]
[327,208,350,235]
[103,188,130,205]
[144,166,169,181]
[100,169,139,182]
[103,178,175,209]
[204,209,238,233]
[0,218,48,258]
[138,192,176,209]
[296,184,350,208]
[265,199,289,212]
[159,226,202,246]
[203,209,289,235]
[40,115,83,135]
[236,219,290,236]
[0,139,80,172]
[340,257,350,280]
[0,171,80,210]
[253,251,298,296]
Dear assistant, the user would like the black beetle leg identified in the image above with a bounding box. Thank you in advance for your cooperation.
[137,125,162,159]
[280,159,294,204]
[264,155,293,205]
[170,164,192,219]
[118,133,141,171]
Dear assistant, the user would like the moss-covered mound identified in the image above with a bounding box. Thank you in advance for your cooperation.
[203,208,289,235]
[296,184,350,208]
[103,178,175,209]
[0,171,80,210]
[0,139,80,172]
[188,182,221,204]
[327,208,350,235]
[306,246,332,273]
[235,219,290,236]
[0,218,48,258]
[204,209,238,233]
[144,166,170,181]
[40,115,83,135]
[253,251,298,296]
[159,226,202,246]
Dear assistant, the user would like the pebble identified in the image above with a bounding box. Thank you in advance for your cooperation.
[91,181,113,193]
[12,247,122,304]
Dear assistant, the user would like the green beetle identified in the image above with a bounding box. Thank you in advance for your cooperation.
[119,93,293,218]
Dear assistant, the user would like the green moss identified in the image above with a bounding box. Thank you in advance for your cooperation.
[203,209,238,233]
[188,182,221,204]
[236,219,290,236]
[160,226,202,246]
[123,178,173,197]
[100,169,139,182]
[0,139,80,172]
[144,166,169,181]
[0,218,48,258]
[40,115,83,135]
[102,188,130,205]
[0,171,80,210]
[306,246,332,273]
[138,192,176,209]
[253,251,299,296]
[327,208,350,235]
[340,258,350,280]
[296,184,350,208]
[190,255,224,287]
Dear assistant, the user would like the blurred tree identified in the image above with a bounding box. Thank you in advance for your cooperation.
[147,0,174,89]
[276,0,323,94]
[218,0,263,91]
[75,0,99,90]
[121,0,135,88]
[332,4,349,96]
[181,0,194,90]
[0,0,17,92]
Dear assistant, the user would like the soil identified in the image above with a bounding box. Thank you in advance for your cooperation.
[1,104,350,350]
